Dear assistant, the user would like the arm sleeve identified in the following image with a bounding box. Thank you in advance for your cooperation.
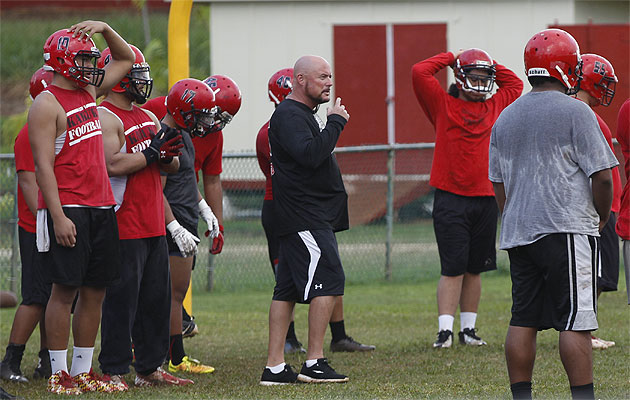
[274,112,346,169]
[489,62,523,109]
[410,52,453,125]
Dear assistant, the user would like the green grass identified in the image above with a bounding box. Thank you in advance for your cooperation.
[1,275,628,399]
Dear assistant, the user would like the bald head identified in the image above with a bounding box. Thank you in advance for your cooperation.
[289,55,333,108]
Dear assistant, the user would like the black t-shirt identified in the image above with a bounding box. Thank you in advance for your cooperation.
[269,99,349,236]
[162,125,199,230]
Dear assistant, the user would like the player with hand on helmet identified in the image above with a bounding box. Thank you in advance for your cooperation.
[257,67,375,355]
[159,78,219,375]
[0,67,54,386]
[28,21,135,395]
[96,44,192,390]
[489,28,618,399]
[412,47,523,349]
[573,53,621,351]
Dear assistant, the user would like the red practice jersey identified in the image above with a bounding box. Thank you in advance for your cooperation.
[616,99,630,239]
[412,52,523,197]
[255,120,273,200]
[36,86,114,209]
[14,124,36,232]
[99,101,166,239]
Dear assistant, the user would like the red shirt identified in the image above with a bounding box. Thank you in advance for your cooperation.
[143,95,223,178]
[616,99,630,239]
[412,52,523,196]
[14,124,36,232]
[37,86,114,209]
[594,112,622,213]
[255,120,273,200]
[99,101,165,239]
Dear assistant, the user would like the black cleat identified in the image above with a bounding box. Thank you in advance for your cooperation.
[297,358,349,383]
[284,338,306,354]
[33,349,51,379]
[433,330,453,348]
[0,361,28,383]
[330,336,375,352]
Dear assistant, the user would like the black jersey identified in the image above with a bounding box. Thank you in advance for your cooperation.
[269,99,349,236]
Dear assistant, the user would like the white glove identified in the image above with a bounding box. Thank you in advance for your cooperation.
[197,198,220,239]
[167,220,200,257]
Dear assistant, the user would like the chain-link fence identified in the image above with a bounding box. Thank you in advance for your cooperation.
[2,144,487,295]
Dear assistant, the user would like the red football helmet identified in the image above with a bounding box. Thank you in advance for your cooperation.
[524,28,582,94]
[454,49,496,93]
[43,29,104,87]
[98,45,153,104]
[580,54,617,107]
[268,68,293,105]
[166,78,217,137]
[29,66,54,100]
[202,74,242,135]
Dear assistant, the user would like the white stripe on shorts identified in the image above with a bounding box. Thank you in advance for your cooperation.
[298,231,321,302]
[565,234,598,331]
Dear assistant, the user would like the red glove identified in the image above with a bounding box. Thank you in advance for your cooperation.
[159,135,184,163]
[208,224,224,254]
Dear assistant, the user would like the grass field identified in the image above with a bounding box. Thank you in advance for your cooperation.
[1,273,628,399]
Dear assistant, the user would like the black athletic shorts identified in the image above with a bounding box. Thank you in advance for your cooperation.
[166,220,198,266]
[273,229,345,304]
[18,227,51,306]
[599,212,619,292]
[432,189,498,276]
[507,233,598,332]
[261,199,279,275]
[43,207,121,288]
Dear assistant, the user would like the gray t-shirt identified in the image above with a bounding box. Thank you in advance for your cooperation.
[489,91,618,250]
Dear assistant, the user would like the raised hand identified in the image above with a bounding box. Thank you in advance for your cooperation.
[327,97,350,122]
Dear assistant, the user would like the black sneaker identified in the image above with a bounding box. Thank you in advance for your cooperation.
[432,330,453,348]
[0,361,28,383]
[284,338,306,354]
[458,328,487,346]
[330,336,376,352]
[33,349,51,379]
[297,358,349,383]
[259,364,299,386]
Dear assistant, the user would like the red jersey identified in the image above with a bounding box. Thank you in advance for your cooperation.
[412,52,523,196]
[14,124,36,232]
[616,99,630,239]
[594,112,621,213]
[255,120,273,200]
[36,86,114,209]
[99,101,165,239]
[143,95,223,177]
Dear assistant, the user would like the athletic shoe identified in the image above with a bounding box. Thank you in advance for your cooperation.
[101,374,129,392]
[330,336,376,352]
[0,360,28,383]
[284,338,306,354]
[0,386,22,400]
[73,368,118,393]
[135,366,194,386]
[33,349,51,379]
[297,358,349,383]
[458,328,487,346]
[47,370,81,395]
[433,330,453,348]
[259,364,299,386]
[182,317,199,339]
[168,356,215,374]
[591,335,615,349]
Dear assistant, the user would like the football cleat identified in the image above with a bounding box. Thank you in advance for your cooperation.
[168,356,215,374]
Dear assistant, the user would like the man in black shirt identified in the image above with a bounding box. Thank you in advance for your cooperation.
[259,55,351,385]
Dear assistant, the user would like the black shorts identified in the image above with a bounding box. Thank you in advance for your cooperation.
[18,227,51,306]
[261,200,279,275]
[507,233,598,332]
[166,221,198,267]
[273,229,345,304]
[43,207,121,288]
[432,189,498,276]
[599,212,619,292]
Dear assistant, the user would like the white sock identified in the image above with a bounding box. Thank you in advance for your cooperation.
[69,346,94,377]
[438,314,454,332]
[49,349,68,374]
[305,359,318,368]
[460,312,477,331]
[266,362,286,374]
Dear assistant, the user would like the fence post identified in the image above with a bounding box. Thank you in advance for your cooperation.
[385,147,394,280]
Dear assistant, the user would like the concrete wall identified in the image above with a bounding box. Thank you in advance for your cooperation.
[203,0,622,151]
